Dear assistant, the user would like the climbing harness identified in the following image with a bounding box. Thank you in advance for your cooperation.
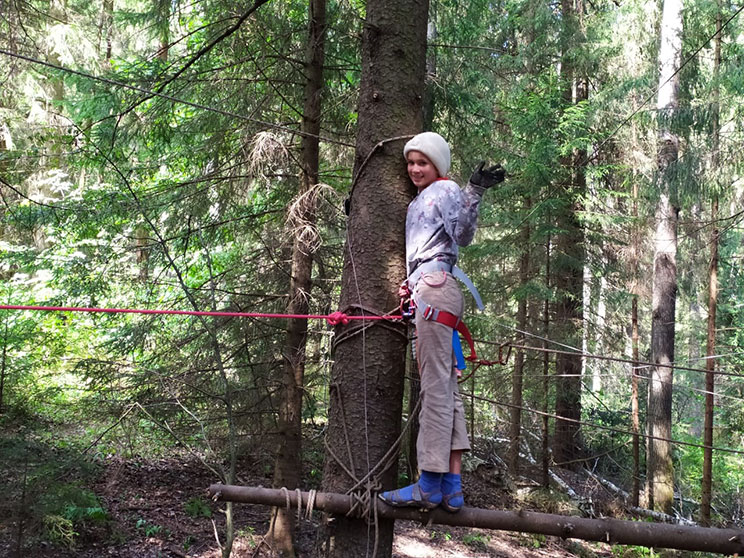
[403,261,485,378]
[406,260,484,311]
[402,260,513,376]
[415,294,478,364]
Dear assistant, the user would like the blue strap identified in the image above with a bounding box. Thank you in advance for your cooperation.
[452,329,466,370]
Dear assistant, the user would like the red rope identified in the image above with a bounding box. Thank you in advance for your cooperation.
[0,304,402,326]
[1,304,507,369]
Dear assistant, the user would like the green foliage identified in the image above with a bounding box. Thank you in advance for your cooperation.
[136,518,164,537]
[43,514,78,548]
[517,532,546,549]
[38,483,108,542]
[182,534,196,551]
[429,528,452,542]
[0,415,108,549]
[184,496,212,518]
[64,503,108,523]
[462,531,488,550]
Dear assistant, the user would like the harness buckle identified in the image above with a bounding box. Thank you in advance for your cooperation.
[400,298,415,322]
[422,305,434,320]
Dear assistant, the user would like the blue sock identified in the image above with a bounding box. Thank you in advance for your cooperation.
[379,470,442,506]
[442,473,465,513]
[442,472,461,495]
[419,470,443,494]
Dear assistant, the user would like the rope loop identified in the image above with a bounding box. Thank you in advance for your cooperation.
[305,489,317,519]
[277,486,318,522]
[459,343,512,383]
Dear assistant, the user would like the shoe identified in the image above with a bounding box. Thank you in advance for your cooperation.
[441,490,464,512]
[378,482,442,510]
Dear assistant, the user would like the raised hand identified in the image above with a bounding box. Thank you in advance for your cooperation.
[469,161,506,188]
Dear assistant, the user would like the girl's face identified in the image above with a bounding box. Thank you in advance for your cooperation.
[406,151,440,190]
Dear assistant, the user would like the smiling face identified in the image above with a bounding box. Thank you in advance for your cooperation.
[406,150,440,191]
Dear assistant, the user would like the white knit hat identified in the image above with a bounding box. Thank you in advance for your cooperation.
[403,132,451,177]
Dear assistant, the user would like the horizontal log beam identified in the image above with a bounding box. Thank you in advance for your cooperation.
[208,484,744,555]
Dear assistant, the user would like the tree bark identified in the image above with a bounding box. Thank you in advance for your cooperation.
[701,6,721,526]
[631,177,641,508]
[268,1,327,555]
[135,225,149,281]
[0,315,8,414]
[422,19,437,130]
[701,197,718,526]
[508,198,530,476]
[156,0,170,61]
[553,0,586,469]
[542,234,551,488]
[98,0,114,60]
[315,0,427,556]
[647,0,682,515]
[591,258,607,393]
[407,14,438,479]
[631,296,641,507]
[553,200,585,468]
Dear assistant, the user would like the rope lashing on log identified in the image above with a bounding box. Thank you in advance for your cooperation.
[208,484,744,556]
[280,487,318,524]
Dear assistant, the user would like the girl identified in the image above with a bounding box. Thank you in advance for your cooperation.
[379,131,504,512]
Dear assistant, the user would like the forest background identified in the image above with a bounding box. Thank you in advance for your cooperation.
[1,0,744,556]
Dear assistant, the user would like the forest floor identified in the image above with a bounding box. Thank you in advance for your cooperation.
[0,455,617,558]
[0,426,711,558]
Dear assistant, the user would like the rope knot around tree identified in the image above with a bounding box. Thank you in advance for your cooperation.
[326,311,350,325]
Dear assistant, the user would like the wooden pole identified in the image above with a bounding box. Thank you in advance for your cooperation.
[209,484,744,555]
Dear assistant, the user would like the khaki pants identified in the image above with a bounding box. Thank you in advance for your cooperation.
[413,271,471,473]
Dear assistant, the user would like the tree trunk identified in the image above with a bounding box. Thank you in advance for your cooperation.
[422,19,437,129]
[508,198,530,476]
[315,0,427,556]
[553,0,586,466]
[156,0,170,61]
[135,225,149,281]
[591,256,607,393]
[407,14,438,478]
[32,0,67,250]
[542,234,551,488]
[269,1,326,555]
[631,176,641,508]
[647,0,682,515]
[98,0,114,60]
[553,199,585,468]
[701,7,721,526]
[631,295,640,507]
[0,315,8,414]
[701,196,718,526]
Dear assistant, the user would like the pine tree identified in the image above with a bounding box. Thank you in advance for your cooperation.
[316,0,428,555]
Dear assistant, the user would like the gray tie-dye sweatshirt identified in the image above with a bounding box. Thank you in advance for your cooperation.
[405,178,485,277]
